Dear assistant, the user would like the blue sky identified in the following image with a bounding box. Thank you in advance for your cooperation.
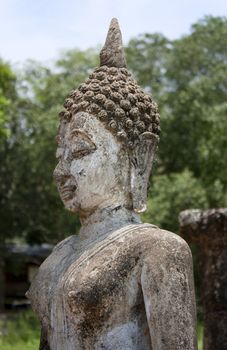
[0,0,227,63]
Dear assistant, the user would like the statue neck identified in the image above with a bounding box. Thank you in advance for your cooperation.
[78,204,141,243]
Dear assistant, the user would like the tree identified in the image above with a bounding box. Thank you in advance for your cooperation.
[1,17,227,309]
[0,59,16,139]
[126,33,171,97]
[127,16,227,232]
[143,170,208,232]
[0,49,99,247]
[0,51,98,307]
[0,59,17,310]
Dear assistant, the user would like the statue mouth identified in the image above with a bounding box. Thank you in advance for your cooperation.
[61,184,77,201]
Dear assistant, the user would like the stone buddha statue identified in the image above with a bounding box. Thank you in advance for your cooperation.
[28,19,197,350]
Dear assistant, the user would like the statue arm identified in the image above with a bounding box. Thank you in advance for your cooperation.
[141,236,197,350]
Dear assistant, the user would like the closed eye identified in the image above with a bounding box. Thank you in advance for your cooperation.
[70,131,96,159]
[72,147,95,159]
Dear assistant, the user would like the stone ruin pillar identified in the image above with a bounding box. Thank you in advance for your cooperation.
[179,209,227,350]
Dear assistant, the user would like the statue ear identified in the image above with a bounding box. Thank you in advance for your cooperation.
[130,133,159,213]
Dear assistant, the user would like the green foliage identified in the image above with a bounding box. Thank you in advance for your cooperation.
[0,309,203,350]
[1,16,227,245]
[143,170,208,232]
[128,16,227,230]
[0,15,218,345]
[0,310,40,350]
[0,309,203,349]
[0,50,98,245]
[197,320,203,350]
[0,60,16,140]
[126,33,171,96]
[160,17,227,189]
[10,49,98,244]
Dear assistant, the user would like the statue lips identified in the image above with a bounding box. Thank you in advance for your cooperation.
[53,171,78,201]
[61,184,77,201]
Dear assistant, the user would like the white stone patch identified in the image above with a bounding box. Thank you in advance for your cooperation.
[95,322,141,350]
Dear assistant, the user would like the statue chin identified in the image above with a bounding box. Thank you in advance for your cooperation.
[59,191,83,214]
[63,199,79,213]
[57,187,78,212]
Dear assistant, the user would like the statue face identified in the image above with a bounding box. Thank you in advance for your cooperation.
[53,112,131,214]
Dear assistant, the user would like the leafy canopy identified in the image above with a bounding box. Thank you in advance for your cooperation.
[0,16,227,245]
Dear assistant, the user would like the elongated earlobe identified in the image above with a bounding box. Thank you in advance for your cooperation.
[130,134,159,213]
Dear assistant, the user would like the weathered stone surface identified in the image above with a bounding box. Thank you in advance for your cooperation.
[100,18,126,68]
[179,209,227,350]
[179,208,227,248]
[29,223,197,350]
[27,18,197,350]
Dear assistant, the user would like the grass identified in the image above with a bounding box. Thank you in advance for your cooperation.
[197,319,204,350]
[0,309,203,349]
[0,309,40,350]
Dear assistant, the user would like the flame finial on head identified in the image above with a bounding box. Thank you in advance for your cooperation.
[100,18,127,68]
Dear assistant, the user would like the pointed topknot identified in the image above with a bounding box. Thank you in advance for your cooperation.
[100,18,127,68]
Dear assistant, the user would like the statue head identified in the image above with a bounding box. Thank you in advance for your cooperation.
[53,18,160,216]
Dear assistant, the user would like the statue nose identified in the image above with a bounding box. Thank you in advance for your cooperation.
[53,162,70,184]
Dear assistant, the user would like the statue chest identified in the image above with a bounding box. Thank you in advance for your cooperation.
[28,226,155,349]
[57,237,142,339]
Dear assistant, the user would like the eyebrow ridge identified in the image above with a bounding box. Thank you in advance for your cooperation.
[69,128,97,149]
[70,128,92,140]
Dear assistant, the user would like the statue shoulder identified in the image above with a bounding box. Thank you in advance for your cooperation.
[52,234,79,253]
[127,223,191,256]
[35,235,79,269]
[27,235,79,301]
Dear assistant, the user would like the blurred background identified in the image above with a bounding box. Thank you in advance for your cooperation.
[0,0,227,349]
